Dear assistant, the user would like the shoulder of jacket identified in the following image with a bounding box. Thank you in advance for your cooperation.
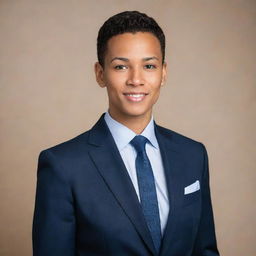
[156,124,205,152]
[39,130,91,159]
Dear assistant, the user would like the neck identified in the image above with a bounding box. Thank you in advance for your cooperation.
[108,110,152,134]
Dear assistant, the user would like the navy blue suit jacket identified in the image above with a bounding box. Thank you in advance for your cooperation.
[32,114,219,256]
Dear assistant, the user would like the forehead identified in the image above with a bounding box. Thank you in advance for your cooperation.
[105,32,162,60]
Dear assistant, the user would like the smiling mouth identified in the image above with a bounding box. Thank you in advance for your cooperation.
[123,93,148,102]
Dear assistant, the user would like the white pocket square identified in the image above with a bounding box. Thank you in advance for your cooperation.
[184,180,200,195]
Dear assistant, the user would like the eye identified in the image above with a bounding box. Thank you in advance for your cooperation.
[145,64,156,69]
[114,65,127,70]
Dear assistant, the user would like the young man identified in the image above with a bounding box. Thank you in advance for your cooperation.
[33,11,219,256]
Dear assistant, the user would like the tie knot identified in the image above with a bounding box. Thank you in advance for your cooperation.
[130,135,148,153]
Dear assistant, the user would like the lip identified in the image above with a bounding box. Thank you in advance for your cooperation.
[123,92,148,102]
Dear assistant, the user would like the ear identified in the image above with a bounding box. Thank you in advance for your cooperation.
[94,62,106,88]
[161,62,167,86]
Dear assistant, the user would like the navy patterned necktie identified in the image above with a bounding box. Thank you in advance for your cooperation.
[130,135,162,253]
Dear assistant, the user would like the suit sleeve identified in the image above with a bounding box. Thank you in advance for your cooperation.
[32,150,76,256]
[192,144,220,256]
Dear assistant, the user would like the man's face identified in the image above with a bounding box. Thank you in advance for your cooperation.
[95,32,167,123]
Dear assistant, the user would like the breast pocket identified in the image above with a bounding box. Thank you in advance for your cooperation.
[183,190,201,207]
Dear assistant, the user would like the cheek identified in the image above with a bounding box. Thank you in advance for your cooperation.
[105,75,125,91]
[152,89,161,103]
[150,77,162,93]
[147,71,163,84]
[150,84,162,103]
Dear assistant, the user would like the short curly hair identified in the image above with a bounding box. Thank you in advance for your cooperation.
[97,11,165,67]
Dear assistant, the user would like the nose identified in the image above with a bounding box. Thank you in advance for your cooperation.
[126,67,144,86]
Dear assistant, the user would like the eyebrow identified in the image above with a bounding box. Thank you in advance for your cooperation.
[143,56,159,61]
[110,56,159,63]
[110,57,129,62]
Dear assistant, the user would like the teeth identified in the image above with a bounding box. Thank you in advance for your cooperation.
[126,94,144,97]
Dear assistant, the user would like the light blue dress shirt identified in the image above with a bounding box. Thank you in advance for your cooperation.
[104,112,169,234]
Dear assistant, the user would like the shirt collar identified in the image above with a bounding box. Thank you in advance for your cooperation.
[104,111,159,151]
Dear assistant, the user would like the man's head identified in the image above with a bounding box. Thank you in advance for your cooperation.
[97,11,165,67]
[95,11,167,127]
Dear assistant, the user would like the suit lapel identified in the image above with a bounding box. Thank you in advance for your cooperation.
[155,125,185,256]
[87,115,157,256]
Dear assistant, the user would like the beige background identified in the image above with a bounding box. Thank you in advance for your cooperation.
[1,0,255,255]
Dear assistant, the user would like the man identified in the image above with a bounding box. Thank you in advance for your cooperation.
[33,11,219,256]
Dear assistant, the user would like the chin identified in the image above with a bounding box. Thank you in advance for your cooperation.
[123,109,150,119]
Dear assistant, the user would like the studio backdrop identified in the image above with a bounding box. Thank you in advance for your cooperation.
[0,0,255,255]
